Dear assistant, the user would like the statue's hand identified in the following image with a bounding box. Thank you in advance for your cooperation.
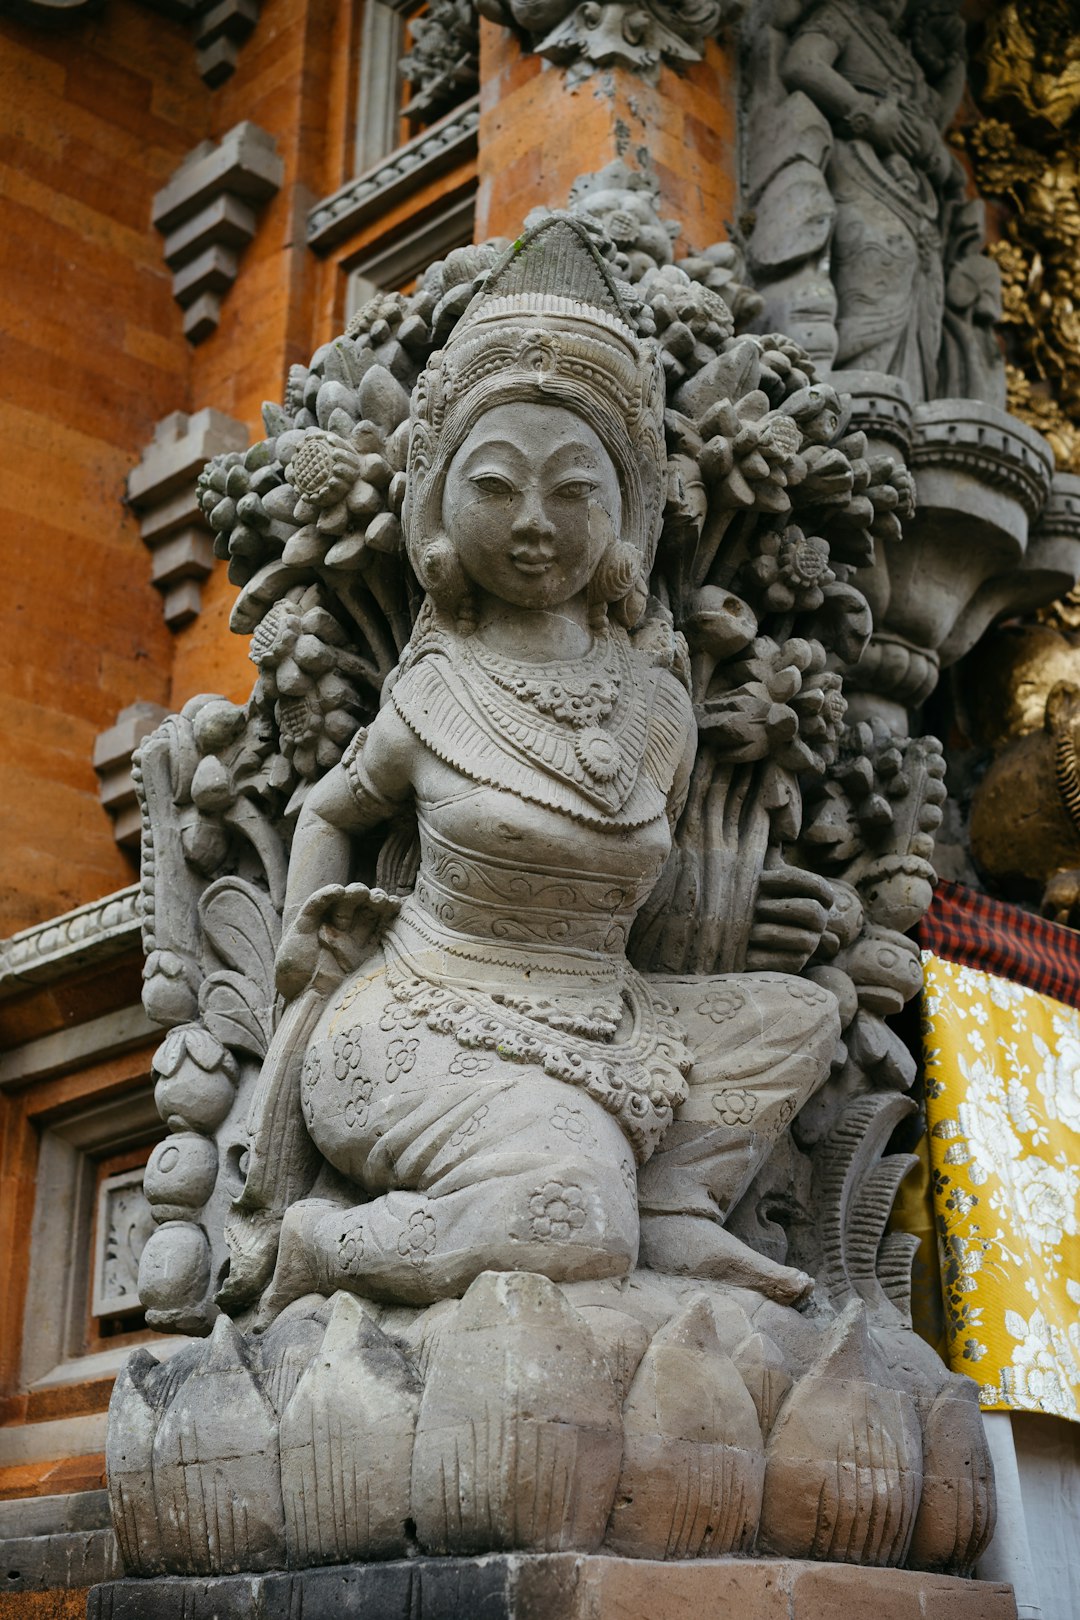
[745,864,834,975]
[865,98,921,161]
[275,882,399,1001]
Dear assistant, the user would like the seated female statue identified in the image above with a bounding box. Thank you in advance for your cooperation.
[232,218,839,1319]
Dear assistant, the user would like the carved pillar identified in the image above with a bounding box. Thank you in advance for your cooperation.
[475,18,739,252]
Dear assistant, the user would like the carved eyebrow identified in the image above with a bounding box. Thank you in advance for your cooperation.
[458,438,527,465]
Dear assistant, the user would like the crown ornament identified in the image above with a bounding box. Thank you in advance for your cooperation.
[403,213,668,578]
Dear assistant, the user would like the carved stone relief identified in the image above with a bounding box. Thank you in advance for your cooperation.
[742,0,1005,409]
[477,0,745,81]
[93,1168,156,1321]
[395,0,479,128]
[105,204,1001,1585]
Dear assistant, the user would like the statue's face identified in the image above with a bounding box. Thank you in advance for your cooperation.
[442,402,622,611]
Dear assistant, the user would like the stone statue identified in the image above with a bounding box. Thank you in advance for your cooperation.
[225,227,837,1319]
[743,0,1005,406]
[109,209,995,1589]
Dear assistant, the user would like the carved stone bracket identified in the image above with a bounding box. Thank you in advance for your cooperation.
[191,0,260,86]
[153,123,283,345]
[127,408,248,627]
[8,0,259,87]
[477,0,745,81]
[94,702,173,850]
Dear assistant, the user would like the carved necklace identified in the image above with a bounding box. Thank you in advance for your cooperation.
[456,625,645,798]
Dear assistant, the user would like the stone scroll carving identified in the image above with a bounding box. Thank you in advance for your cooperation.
[742,0,1005,408]
[477,0,745,81]
[109,205,996,1582]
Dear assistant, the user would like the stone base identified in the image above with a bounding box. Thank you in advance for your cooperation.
[88,1555,1017,1619]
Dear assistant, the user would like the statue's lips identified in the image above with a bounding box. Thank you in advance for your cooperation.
[509,547,555,575]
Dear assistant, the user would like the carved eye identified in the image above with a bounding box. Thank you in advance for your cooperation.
[554,479,595,500]
[470,473,514,499]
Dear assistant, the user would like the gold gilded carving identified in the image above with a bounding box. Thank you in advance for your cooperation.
[958,4,1080,471]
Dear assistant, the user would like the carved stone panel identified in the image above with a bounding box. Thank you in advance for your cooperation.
[93,1168,156,1321]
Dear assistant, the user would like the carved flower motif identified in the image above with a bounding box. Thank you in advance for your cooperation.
[700,636,846,773]
[698,390,804,514]
[448,1102,490,1144]
[332,1030,363,1082]
[385,1035,419,1082]
[551,1102,588,1142]
[698,986,745,1023]
[288,430,362,510]
[744,525,835,614]
[397,1209,437,1258]
[644,267,734,381]
[713,1088,756,1126]
[448,1051,493,1079]
[336,1221,366,1273]
[575,727,622,782]
[529,1182,588,1240]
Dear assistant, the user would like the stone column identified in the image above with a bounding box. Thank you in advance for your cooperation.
[475,21,738,252]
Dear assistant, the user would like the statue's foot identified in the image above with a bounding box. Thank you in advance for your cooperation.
[216,1209,282,1312]
[252,1200,340,1327]
[638,1212,813,1306]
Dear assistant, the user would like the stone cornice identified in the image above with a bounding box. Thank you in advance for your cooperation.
[0,887,141,1001]
[912,401,1055,522]
[307,97,479,252]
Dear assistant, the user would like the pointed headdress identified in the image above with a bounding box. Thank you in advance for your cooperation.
[403,214,667,586]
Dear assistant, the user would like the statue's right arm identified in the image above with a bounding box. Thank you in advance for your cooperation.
[280,703,416,940]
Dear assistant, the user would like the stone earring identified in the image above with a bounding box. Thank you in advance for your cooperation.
[414,534,475,630]
[589,538,647,630]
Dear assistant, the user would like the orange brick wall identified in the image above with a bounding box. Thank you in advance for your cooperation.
[476,23,738,254]
[167,0,357,713]
[0,0,364,931]
[0,3,208,935]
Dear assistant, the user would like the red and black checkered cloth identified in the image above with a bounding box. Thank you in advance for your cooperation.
[919,879,1080,1013]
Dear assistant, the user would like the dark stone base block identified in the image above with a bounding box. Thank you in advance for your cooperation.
[88,1555,1017,1619]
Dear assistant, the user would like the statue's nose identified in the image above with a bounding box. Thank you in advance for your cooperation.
[510,488,556,538]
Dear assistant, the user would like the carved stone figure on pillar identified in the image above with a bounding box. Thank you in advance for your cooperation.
[744,0,1004,408]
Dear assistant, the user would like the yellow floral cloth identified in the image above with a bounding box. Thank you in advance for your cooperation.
[916,952,1080,1420]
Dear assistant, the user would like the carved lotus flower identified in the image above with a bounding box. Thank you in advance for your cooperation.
[700,635,846,773]
[698,390,804,514]
[279,423,402,569]
[745,525,835,614]
[288,430,362,513]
